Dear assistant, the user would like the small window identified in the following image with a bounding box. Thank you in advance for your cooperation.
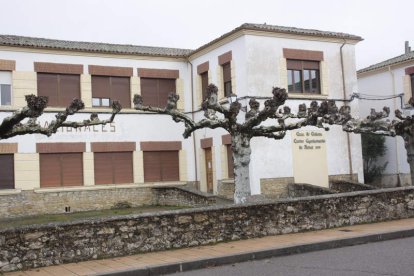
[140,78,176,108]
[287,60,320,94]
[143,151,179,182]
[40,153,83,188]
[222,62,232,97]
[94,152,133,185]
[92,97,111,107]
[0,71,12,106]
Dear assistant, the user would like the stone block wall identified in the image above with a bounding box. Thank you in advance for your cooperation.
[287,183,334,197]
[330,180,375,193]
[260,177,294,199]
[217,180,234,199]
[1,187,414,272]
[153,186,216,207]
[0,187,155,219]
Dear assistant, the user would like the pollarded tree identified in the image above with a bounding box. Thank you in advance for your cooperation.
[0,95,121,139]
[133,84,414,203]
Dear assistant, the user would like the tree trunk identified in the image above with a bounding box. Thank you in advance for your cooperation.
[231,134,252,204]
[403,133,414,186]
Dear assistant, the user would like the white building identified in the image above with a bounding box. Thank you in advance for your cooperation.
[358,42,414,187]
[0,23,364,200]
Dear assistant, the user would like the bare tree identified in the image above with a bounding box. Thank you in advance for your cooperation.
[0,94,121,140]
[134,84,414,203]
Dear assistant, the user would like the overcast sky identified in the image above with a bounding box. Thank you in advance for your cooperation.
[1,0,413,69]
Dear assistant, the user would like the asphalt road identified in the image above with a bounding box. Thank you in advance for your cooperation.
[170,237,414,276]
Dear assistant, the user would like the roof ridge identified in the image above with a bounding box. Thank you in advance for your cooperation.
[358,51,414,74]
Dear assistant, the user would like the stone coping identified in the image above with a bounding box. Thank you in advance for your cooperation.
[1,186,413,233]
[152,186,217,198]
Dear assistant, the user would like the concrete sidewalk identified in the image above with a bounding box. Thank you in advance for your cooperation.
[5,218,414,276]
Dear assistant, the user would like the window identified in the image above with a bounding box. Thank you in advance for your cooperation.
[0,154,14,189]
[94,152,133,185]
[143,151,179,182]
[226,145,234,179]
[140,78,176,108]
[0,71,12,106]
[222,62,232,97]
[287,60,320,94]
[200,72,208,102]
[91,76,130,107]
[37,73,81,107]
[40,153,83,188]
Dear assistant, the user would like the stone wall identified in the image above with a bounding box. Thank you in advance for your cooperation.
[287,183,334,197]
[330,180,375,193]
[153,186,216,207]
[260,177,294,199]
[1,187,414,272]
[217,180,235,199]
[0,185,213,219]
[0,187,155,219]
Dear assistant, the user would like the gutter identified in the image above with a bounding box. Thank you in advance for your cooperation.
[187,59,199,188]
[388,65,401,186]
[340,39,354,180]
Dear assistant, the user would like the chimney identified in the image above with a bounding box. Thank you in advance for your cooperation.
[405,41,411,54]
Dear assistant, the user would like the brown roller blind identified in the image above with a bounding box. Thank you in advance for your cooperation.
[141,78,159,107]
[37,73,58,106]
[141,78,176,108]
[40,153,83,188]
[143,151,162,182]
[111,77,130,107]
[201,72,208,101]
[92,76,111,98]
[94,152,113,185]
[59,74,81,107]
[227,145,234,179]
[0,154,14,189]
[40,154,61,188]
[143,151,179,182]
[158,79,176,108]
[113,152,133,184]
[160,151,179,181]
[287,60,302,70]
[37,73,80,107]
[94,152,133,185]
[302,61,320,70]
[222,63,231,82]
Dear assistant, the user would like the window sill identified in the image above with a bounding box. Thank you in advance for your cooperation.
[34,182,187,193]
[288,93,328,100]
[0,189,21,196]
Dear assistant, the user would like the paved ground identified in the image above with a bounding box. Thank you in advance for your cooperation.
[171,236,414,276]
[4,218,414,276]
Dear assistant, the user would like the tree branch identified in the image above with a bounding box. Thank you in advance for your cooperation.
[0,95,121,140]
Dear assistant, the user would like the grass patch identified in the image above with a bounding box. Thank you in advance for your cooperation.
[0,205,187,229]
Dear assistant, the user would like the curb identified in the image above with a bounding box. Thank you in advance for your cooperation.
[96,228,414,276]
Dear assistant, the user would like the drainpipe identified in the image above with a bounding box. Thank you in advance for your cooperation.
[388,65,401,186]
[340,39,354,180]
[187,58,199,189]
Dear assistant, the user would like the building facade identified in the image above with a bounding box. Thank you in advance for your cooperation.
[0,23,364,203]
[358,42,414,187]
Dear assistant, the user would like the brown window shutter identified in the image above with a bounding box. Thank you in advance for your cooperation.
[111,77,130,107]
[143,151,161,182]
[0,154,14,189]
[94,152,114,185]
[92,76,111,98]
[59,74,81,107]
[158,79,176,108]
[286,60,302,70]
[160,151,179,181]
[222,63,231,82]
[37,73,59,106]
[40,153,83,187]
[141,78,159,107]
[40,153,61,187]
[201,72,208,101]
[302,61,320,70]
[227,145,234,178]
[113,152,133,184]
